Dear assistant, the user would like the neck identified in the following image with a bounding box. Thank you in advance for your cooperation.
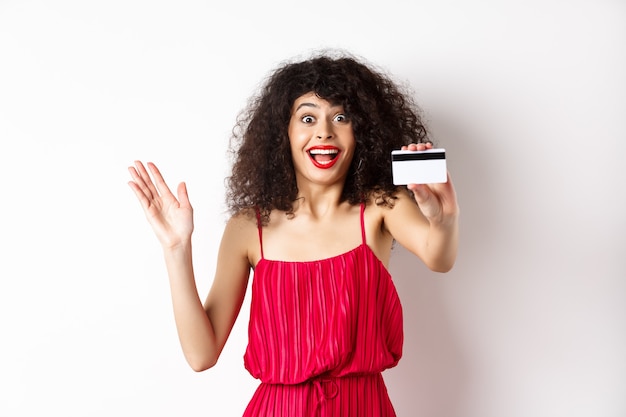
[293,182,346,219]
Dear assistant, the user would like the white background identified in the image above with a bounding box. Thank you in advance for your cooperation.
[1,1,624,416]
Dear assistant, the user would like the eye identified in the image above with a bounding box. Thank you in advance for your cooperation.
[301,115,315,123]
[334,113,349,123]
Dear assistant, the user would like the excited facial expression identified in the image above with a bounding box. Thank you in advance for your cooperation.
[288,92,355,187]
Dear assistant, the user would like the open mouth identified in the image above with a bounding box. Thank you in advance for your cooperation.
[308,147,341,169]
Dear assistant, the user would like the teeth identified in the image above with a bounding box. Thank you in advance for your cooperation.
[309,149,338,155]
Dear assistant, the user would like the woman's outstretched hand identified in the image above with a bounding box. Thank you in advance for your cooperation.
[128,161,194,249]
[401,143,459,224]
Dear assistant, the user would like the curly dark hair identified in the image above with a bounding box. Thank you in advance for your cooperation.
[226,51,430,224]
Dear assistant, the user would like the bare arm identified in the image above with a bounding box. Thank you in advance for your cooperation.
[383,144,460,272]
[128,161,250,371]
[162,216,251,372]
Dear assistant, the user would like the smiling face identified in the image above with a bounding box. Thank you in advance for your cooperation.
[288,92,356,188]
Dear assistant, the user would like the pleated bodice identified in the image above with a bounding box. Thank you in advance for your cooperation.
[241,204,403,416]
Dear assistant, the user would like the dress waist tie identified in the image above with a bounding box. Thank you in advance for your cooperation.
[312,376,339,415]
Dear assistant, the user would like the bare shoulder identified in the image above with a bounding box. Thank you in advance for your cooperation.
[362,190,414,266]
[367,187,422,226]
[365,187,428,250]
[226,209,258,233]
[379,187,427,232]
[360,188,429,267]
[221,209,260,267]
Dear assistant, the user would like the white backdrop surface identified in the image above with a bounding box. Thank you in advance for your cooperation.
[0,1,624,416]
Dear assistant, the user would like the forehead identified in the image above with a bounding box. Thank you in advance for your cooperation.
[291,92,342,112]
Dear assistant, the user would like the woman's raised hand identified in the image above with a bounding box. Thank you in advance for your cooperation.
[128,161,194,249]
[401,143,459,224]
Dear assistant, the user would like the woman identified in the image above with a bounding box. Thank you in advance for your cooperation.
[128,51,459,416]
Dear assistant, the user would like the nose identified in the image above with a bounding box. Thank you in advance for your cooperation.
[316,118,334,140]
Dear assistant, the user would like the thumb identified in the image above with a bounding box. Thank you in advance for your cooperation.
[408,184,430,205]
[177,182,192,208]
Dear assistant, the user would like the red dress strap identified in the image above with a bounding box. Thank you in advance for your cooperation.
[360,203,366,245]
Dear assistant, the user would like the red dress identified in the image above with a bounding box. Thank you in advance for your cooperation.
[243,204,403,416]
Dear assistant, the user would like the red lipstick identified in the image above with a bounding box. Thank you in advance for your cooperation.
[307,146,341,169]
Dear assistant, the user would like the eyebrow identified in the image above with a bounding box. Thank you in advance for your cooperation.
[294,102,318,112]
[294,102,342,112]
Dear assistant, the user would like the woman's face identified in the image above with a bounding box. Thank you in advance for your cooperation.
[287,92,355,188]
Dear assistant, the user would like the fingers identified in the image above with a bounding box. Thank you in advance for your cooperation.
[146,162,175,199]
[128,161,176,201]
[127,180,152,211]
[128,167,153,213]
[128,161,158,201]
[400,141,433,151]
